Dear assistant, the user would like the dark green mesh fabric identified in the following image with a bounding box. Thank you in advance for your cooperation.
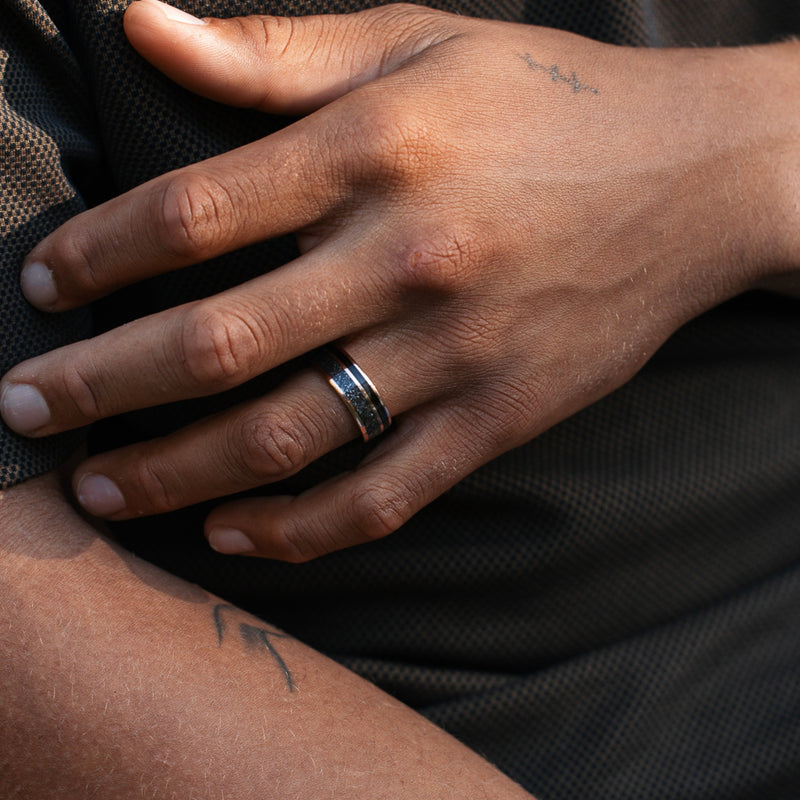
[1,1,799,797]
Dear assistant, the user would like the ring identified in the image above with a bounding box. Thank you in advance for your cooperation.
[310,346,392,442]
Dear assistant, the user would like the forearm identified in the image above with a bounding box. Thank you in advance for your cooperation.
[0,472,532,800]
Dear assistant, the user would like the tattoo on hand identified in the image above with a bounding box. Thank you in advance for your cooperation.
[517,53,600,96]
[213,604,296,691]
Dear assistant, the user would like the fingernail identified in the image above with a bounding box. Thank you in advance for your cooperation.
[0,384,52,433]
[208,527,255,555]
[76,473,126,517]
[140,0,208,25]
[20,261,58,308]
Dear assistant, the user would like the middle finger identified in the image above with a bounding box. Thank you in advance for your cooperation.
[0,241,398,438]
[21,106,362,313]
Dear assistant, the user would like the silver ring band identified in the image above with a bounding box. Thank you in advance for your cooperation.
[311,346,392,442]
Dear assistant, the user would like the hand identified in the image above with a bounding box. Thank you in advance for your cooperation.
[2,0,799,561]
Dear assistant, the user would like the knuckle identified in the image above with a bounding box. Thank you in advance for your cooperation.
[255,14,305,60]
[270,478,413,563]
[152,172,237,262]
[51,231,103,297]
[269,510,329,564]
[348,482,409,543]
[275,523,323,564]
[128,456,181,515]
[352,104,440,186]
[395,227,480,293]
[60,362,103,421]
[234,409,312,481]
[367,3,447,34]
[179,304,265,389]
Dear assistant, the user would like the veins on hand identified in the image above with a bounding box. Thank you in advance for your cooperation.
[517,53,600,96]
[213,603,296,691]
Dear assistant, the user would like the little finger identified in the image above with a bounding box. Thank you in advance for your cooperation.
[203,400,505,562]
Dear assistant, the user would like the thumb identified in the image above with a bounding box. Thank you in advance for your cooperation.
[123,0,451,115]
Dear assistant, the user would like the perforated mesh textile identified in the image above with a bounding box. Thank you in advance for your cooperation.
[0,1,95,485]
[1,1,800,797]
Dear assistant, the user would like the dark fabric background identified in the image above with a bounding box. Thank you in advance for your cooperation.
[1,1,799,796]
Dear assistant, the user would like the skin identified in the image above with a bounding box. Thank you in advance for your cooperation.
[0,474,535,798]
[1,0,800,562]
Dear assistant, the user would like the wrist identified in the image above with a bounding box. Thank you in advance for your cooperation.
[750,37,800,297]
[728,38,800,288]
[651,38,800,303]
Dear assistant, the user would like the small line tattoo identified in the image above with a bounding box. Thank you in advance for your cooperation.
[213,603,230,646]
[517,53,600,96]
[213,604,296,692]
[239,623,296,692]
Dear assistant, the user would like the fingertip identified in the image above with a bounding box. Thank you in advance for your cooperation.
[206,496,306,561]
[123,0,263,109]
[20,261,59,310]
[124,0,208,30]
[123,0,218,92]
[75,472,127,518]
[0,382,52,435]
[122,2,430,116]
[207,526,256,555]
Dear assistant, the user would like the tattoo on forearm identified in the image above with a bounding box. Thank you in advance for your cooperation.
[213,604,296,691]
[517,53,599,96]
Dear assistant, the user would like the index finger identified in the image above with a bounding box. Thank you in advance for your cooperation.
[21,117,345,311]
[21,3,454,312]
